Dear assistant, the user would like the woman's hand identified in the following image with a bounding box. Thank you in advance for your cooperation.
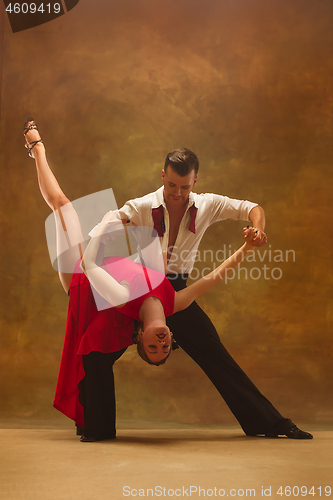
[99,210,122,229]
[242,226,258,245]
[243,225,267,247]
[92,210,123,238]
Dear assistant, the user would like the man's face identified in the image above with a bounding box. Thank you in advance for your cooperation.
[162,166,197,207]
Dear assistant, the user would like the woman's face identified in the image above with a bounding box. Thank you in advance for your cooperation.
[141,325,172,363]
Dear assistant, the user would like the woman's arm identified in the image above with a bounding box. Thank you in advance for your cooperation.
[81,211,130,306]
[173,227,256,313]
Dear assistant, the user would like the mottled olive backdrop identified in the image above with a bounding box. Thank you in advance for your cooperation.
[0,0,332,429]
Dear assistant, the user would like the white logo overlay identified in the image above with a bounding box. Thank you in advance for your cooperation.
[45,189,165,311]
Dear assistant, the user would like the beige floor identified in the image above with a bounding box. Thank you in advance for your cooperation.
[0,428,332,500]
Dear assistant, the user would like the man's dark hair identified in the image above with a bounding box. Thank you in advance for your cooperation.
[164,148,199,176]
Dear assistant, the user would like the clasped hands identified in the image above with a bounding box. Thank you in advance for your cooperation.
[243,226,267,247]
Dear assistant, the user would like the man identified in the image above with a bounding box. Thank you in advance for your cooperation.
[116,148,312,439]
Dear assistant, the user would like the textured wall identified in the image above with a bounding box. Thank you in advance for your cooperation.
[0,0,332,428]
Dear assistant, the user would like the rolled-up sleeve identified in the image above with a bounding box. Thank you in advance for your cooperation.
[118,200,143,226]
[209,194,258,224]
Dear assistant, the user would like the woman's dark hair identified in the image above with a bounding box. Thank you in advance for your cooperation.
[164,148,199,176]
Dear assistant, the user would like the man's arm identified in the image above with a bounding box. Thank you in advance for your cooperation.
[118,197,145,227]
[248,205,267,247]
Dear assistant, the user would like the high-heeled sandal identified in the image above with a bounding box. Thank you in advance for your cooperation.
[23,117,43,158]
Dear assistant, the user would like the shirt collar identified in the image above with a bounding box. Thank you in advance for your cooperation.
[152,188,198,235]
[153,186,196,211]
[152,186,165,209]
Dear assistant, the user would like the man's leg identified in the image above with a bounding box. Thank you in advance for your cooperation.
[167,301,284,436]
[167,277,312,438]
[79,349,127,441]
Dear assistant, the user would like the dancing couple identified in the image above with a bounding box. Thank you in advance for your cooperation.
[24,118,313,442]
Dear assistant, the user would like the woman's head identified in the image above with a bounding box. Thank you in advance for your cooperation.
[135,295,175,365]
[133,323,173,366]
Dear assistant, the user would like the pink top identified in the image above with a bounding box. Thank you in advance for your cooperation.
[101,256,175,320]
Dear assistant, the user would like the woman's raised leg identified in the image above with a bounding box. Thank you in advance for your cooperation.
[24,118,84,292]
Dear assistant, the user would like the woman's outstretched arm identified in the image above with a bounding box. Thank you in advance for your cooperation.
[173,227,257,313]
[81,211,131,306]
[24,119,84,293]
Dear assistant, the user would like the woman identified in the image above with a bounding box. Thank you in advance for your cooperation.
[24,118,257,440]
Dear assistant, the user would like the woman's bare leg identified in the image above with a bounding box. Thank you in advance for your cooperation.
[24,120,84,292]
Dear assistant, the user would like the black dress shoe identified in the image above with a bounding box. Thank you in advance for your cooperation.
[80,434,116,442]
[80,435,98,443]
[265,419,313,439]
[283,424,313,439]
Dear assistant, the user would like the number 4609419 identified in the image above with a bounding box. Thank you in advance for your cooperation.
[6,3,61,14]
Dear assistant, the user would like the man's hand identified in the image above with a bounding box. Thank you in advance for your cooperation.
[243,226,267,247]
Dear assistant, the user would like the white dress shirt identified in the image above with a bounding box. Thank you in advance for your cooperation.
[117,187,257,274]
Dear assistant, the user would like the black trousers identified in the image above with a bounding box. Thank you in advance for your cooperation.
[80,348,127,440]
[166,275,286,436]
[80,275,286,438]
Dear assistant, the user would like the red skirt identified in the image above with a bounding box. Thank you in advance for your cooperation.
[53,261,134,426]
